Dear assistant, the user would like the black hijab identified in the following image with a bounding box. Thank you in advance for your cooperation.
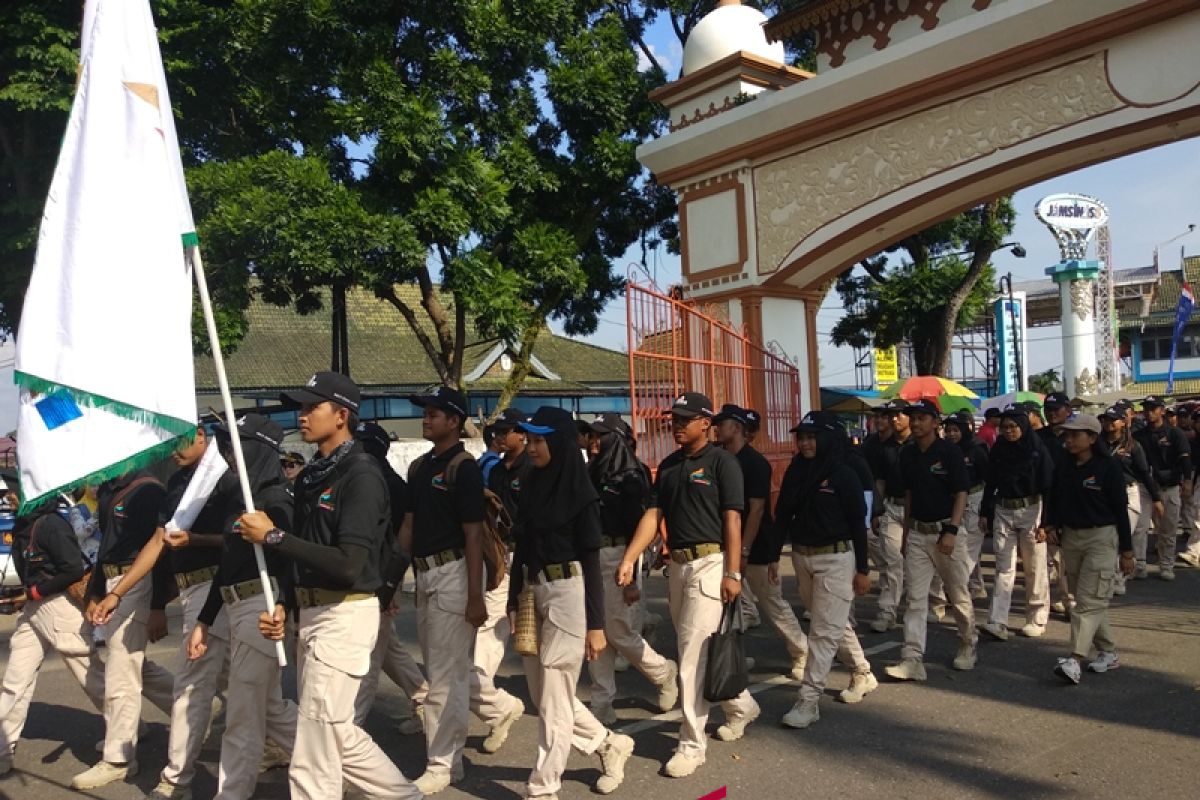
[518,407,600,534]
[776,413,843,525]
[588,430,647,493]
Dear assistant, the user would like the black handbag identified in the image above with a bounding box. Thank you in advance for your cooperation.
[704,601,749,702]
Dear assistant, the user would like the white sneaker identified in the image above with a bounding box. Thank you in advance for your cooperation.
[869,612,895,633]
[1051,600,1067,615]
[1087,650,1120,673]
[149,779,192,800]
[1160,567,1176,582]
[971,586,989,600]
[1054,657,1081,685]
[1111,575,1127,596]
[979,622,1008,641]
[780,699,820,729]
[664,752,705,778]
[789,652,808,682]
[414,766,462,796]
[1178,551,1200,568]
[884,659,927,682]
[72,760,138,790]
[1020,623,1046,638]
[714,700,759,742]
[614,653,631,672]
[952,642,978,671]
[802,610,812,621]
[591,702,617,726]
[595,732,634,794]
[1133,563,1149,580]
[927,607,946,624]
[838,670,879,704]
[656,661,679,712]
[259,738,290,772]
[482,701,524,754]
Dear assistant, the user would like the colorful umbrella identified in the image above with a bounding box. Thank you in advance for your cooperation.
[936,395,979,415]
[981,391,1044,413]
[881,376,979,401]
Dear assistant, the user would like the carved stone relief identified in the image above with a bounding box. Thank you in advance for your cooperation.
[1073,367,1099,398]
[1069,279,1093,322]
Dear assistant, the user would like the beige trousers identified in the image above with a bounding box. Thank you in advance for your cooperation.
[1061,526,1119,658]
[355,608,429,726]
[744,562,808,662]
[987,503,1050,627]
[290,598,417,800]
[1134,485,1153,566]
[901,529,976,661]
[790,550,868,703]
[1,593,106,754]
[162,580,228,787]
[101,574,176,763]
[470,562,522,726]
[1155,485,1182,567]
[873,500,906,616]
[416,557,477,777]
[668,552,758,758]
[588,545,673,707]
[522,573,609,798]
[216,593,298,800]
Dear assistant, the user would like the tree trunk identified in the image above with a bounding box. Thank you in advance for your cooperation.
[489,322,546,423]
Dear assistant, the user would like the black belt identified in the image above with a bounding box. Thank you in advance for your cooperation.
[413,549,464,572]
[101,563,134,579]
[998,495,1039,510]
[175,566,219,590]
[600,535,627,549]
[792,540,852,556]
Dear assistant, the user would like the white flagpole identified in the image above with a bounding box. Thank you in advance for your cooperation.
[189,244,287,667]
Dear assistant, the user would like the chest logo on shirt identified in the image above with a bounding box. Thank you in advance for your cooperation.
[1082,476,1101,491]
[114,504,127,519]
[929,460,947,476]
[510,478,521,492]
[603,483,621,494]
[318,489,335,511]
[431,472,450,491]
[688,468,712,486]
[818,479,835,494]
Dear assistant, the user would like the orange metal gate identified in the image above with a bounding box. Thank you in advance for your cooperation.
[625,279,802,488]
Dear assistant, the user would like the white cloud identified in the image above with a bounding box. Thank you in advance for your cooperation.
[636,43,675,74]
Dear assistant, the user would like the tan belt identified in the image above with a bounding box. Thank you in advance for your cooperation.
[669,543,723,563]
[176,566,218,591]
[911,519,949,535]
[793,541,852,556]
[295,587,374,609]
[102,563,133,579]
[220,577,278,605]
[413,549,464,572]
[600,535,627,549]
[528,561,582,584]
[999,495,1040,510]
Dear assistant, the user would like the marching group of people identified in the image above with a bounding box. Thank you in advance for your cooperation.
[0,375,1196,799]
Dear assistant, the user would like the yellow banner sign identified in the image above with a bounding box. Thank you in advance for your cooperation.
[874,346,898,387]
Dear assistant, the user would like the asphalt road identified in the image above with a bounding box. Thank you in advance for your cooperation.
[1,553,1198,800]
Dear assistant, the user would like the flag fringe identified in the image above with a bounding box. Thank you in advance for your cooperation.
[16,436,186,514]
[15,371,197,438]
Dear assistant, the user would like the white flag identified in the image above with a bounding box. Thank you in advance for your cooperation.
[165,438,228,533]
[15,0,197,510]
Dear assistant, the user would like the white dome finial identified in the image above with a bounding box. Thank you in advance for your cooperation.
[682,1,785,76]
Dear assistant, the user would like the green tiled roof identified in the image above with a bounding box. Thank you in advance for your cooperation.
[195,285,629,393]
[1119,257,1200,330]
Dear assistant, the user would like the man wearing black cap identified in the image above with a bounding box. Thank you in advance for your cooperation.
[352,423,430,739]
[616,392,759,779]
[237,372,420,799]
[884,399,977,681]
[400,385,488,794]
[1034,395,1077,613]
[862,399,912,634]
[714,403,808,681]
[1134,396,1192,581]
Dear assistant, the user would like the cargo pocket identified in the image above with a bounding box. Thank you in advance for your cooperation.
[540,597,585,671]
[697,561,724,602]
[819,571,855,605]
[1095,569,1115,601]
[434,588,467,616]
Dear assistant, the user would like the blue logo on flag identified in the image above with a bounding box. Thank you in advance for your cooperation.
[35,390,83,431]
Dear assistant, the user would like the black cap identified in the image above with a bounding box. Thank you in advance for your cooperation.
[1114,399,1133,414]
[905,399,940,417]
[1042,392,1071,409]
[983,407,1002,419]
[281,371,361,413]
[215,413,285,451]
[877,399,910,414]
[1018,400,1044,414]
[712,403,753,426]
[492,408,529,431]
[668,392,715,419]
[1166,406,1178,417]
[1098,405,1123,421]
[791,410,844,435]
[743,408,762,431]
[999,403,1027,419]
[281,451,306,467]
[410,386,469,418]
[354,421,392,451]
[589,412,631,438]
[1142,395,1167,409]
[518,406,576,436]
[942,410,973,429]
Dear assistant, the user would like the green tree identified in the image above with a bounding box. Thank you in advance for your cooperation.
[831,197,1017,376]
[1029,368,1061,395]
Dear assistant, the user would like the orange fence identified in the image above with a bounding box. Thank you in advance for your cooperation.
[625,279,802,491]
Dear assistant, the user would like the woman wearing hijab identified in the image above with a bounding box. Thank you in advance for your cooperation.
[942,412,990,600]
[506,407,634,798]
[978,405,1053,641]
[1099,405,1161,597]
[774,412,875,729]
[187,414,298,800]
[584,414,678,726]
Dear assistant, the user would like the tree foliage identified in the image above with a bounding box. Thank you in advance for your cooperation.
[831,198,1017,376]
[1029,368,1061,395]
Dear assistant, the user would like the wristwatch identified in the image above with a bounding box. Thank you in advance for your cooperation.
[940,523,960,536]
[724,571,743,581]
[264,528,286,547]
[740,547,751,557]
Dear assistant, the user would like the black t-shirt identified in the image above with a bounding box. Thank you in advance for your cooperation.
[1045,453,1133,552]
[734,445,776,565]
[596,472,648,542]
[216,483,294,589]
[12,510,86,598]
[292,447,388,592]
[962,441,989,489]
[160,466,225,575]
[409,442,486,558]
[866,434,911,500]
[778,464,869,573]
[1135,423,1192,487]
[899,438,970,523]
[489,451,533,525]
[652,444,744,549]
[87,472,167,600]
